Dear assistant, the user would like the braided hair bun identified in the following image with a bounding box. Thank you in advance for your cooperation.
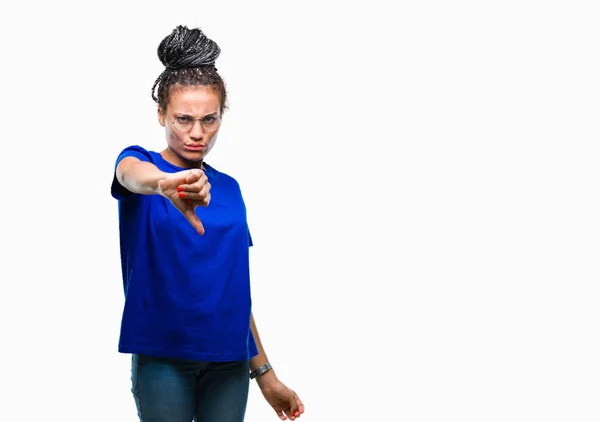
[151,25,227,113]
[157,25,221,70]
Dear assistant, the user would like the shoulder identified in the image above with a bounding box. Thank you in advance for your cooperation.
[205,163,240,187]
[113,145,161,169]
[115,145,155,162]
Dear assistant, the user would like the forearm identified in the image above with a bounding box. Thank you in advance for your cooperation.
[249,312,278,385]
[117,158,167,196]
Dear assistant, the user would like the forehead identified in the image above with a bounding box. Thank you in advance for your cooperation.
[167,85,221,115]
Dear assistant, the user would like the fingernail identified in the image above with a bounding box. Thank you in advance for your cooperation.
[177,186,183,192]
[178,192,185,198]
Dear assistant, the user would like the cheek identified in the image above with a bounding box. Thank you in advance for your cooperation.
[208,133,219,147]
[166,126,184,144]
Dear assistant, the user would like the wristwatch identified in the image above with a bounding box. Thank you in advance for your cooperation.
[249,362,272,379]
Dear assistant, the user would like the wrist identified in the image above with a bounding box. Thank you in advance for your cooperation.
[155,174,171,196]
[249,362,272,379]
[250,362,278,387]
[255,368,278,388]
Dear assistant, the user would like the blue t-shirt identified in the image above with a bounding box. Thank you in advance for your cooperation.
[111,145,258,361]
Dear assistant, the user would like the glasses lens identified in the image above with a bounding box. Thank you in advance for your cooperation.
[173,115,221,132]
[173,117,194,132]
[201,115,221,132]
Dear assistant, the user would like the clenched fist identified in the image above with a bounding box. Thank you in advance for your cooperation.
[157,168,211,234]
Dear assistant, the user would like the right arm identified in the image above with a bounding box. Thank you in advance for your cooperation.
[116,156,168,195]
[115,156,211,234]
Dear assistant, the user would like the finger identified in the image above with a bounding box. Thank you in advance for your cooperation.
[288,395,299,417]
[184,169,204,184]
[186,200,209,208]
[199,182,211,198]
[179,180,210,195]
[178,191,210,205]
[177,180,210,196]
[184,192,210,207]
[179,180,210,197]
[291,390,304,415]
[182,207,205,235]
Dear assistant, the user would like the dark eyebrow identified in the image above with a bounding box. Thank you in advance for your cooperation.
[175,112,219,119]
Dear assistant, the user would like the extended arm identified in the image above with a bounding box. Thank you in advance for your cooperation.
[114,156,210,234]
[115,156,168,195]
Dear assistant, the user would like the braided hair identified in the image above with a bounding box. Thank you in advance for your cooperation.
[151,25,228,115]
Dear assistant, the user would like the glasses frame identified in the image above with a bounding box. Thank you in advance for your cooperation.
[171,113,222,133]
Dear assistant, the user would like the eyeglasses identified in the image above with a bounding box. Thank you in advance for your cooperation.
[172,114,222,133]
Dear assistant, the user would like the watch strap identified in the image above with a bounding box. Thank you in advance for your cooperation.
[249,362,272,379]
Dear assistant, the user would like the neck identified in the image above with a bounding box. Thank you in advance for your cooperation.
[161,148,205,169]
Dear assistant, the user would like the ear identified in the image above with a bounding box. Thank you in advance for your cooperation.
[158,107,166,127]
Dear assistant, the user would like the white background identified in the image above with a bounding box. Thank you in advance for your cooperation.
[0,1,599,421]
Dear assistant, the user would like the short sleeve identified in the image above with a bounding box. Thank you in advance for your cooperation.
[110,145,153,200]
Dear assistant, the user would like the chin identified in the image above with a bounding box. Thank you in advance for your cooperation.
[173,150,201,165]
[185,156,205,166]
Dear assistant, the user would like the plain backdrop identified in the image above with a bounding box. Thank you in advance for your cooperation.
[0,1,599,421]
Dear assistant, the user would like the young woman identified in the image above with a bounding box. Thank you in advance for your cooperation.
[110,25,304,422]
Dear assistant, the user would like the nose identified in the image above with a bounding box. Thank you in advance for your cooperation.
[189,119,205,139]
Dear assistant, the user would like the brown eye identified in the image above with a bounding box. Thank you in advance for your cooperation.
[176,116,192,124]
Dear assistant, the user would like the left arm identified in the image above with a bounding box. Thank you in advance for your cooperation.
[249,312,305,421]
[249,312,275,382]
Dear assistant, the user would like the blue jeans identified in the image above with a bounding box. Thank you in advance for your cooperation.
[131,354,250,422]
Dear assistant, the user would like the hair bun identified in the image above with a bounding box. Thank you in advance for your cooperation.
[157,25,220,70]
